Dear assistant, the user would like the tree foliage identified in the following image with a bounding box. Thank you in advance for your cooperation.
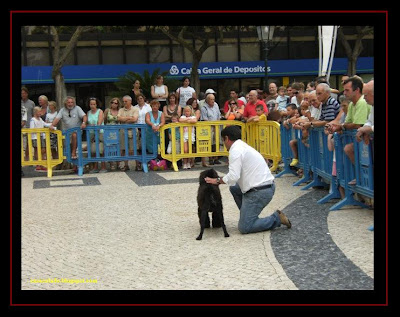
[112,68,180,101]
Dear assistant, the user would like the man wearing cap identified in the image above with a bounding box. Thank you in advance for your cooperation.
[243,90,268,122]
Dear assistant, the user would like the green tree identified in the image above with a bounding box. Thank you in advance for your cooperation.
[337,26,373,76]
[113,68,180,101]
[158,26,225,94]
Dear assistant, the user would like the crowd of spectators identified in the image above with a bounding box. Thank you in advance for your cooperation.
[21,73,373,175]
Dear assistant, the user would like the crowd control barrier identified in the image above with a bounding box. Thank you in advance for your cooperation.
[275,124,301,178]
[329,130,373,211]
[63,124,158,175]
[21,128,65,178]
[303,127,334,194]
[159,121,246,172]
[245,121,281,172]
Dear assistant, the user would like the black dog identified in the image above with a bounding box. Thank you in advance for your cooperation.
[196,169,229,240]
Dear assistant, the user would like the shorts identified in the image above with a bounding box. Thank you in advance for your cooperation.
[119,128,134,152]
[90,133,104,155]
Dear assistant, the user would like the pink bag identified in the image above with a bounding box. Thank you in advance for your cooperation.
[149,159,168,171]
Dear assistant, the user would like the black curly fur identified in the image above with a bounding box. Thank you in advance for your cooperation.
[196,169,229,240]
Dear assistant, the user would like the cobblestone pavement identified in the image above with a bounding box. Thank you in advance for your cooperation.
[20,162,374,292]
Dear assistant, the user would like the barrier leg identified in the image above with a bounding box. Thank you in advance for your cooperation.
[142,160,148,173]
[301,173,326,191]
[318,176,341,204]
[275,160,297,178]
[329,193,369,211]
[78,166,84,176]
[367,225,374,231]
[293,170,311,186]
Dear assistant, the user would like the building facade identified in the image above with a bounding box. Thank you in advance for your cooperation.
[21,26,374,110]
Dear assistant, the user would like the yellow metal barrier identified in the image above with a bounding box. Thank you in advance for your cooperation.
[160,121,246,171]
[21,128,65,177]
[245,121,281,172]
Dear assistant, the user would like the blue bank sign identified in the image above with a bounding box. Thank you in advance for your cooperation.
[22,58,373,84]
[168,62,270,78]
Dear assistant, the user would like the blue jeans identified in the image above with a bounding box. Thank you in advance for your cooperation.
[229,183,281,234]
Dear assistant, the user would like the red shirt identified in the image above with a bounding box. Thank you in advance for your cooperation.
[223,99,245,113]
[243,100,268,118]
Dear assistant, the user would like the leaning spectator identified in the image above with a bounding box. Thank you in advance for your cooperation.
[21,87,35,161]
[38,95,50,121]
[117,95,139,171]
[87,97,107,173]
[326,97,349,199]
[187,97,201,167]
[265,82,279,103]
[247,104,267,122]
[302,83,340,130]
[104,97,121,171]
[145,99,165,157]
[200,93,221,166]
[282,103,300,167]
[243,90,268,122]
[356,80,374,144]
[51,96,87,161]
[223,88,245,114]
[30,106,56,171]
[276,86,290,114]
[290,82,305,108]
[179,105,197,169]
[45,101,59,160]
[329,76,372,185]
[224,98,243,121]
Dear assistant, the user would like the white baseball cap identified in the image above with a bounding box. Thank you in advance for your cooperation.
[205,88,216,94]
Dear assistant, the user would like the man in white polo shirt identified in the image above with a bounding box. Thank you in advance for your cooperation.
[205,125,292,234]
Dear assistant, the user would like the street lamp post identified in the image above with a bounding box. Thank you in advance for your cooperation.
[257,26,275,92]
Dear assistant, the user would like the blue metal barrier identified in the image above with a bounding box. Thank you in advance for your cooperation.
[63,124,158,175]
[275,123,297,178]
[292,128,312,187]
[302,128,335,196]
[329,131,370,211]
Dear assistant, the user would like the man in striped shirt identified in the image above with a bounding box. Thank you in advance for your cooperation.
[303,83,340,129]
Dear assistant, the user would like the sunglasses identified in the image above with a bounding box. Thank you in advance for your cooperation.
[293,91,299,95]
[111,101,119,104]
[230,102,236,105]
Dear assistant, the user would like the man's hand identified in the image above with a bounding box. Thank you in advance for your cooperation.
[205,177,218,185]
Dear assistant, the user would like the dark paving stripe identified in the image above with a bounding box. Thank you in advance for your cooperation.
[271,189,373,290]
[33,177,101,189]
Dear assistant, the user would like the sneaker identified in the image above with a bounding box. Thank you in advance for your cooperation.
[277,210,292,229]
[35,166,42,172]
[213,159,222,165]
[290,158,299,167]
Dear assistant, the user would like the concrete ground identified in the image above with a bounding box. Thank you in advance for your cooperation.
[20,160,374,293]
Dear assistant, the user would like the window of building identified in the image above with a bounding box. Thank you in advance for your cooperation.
[240,42,260,62]
[149,45,170,64]
[102,47,124,64]
[26,48,50,66]
[217,42,238,62]
[125,46,147,64]
[77,47,99,65]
